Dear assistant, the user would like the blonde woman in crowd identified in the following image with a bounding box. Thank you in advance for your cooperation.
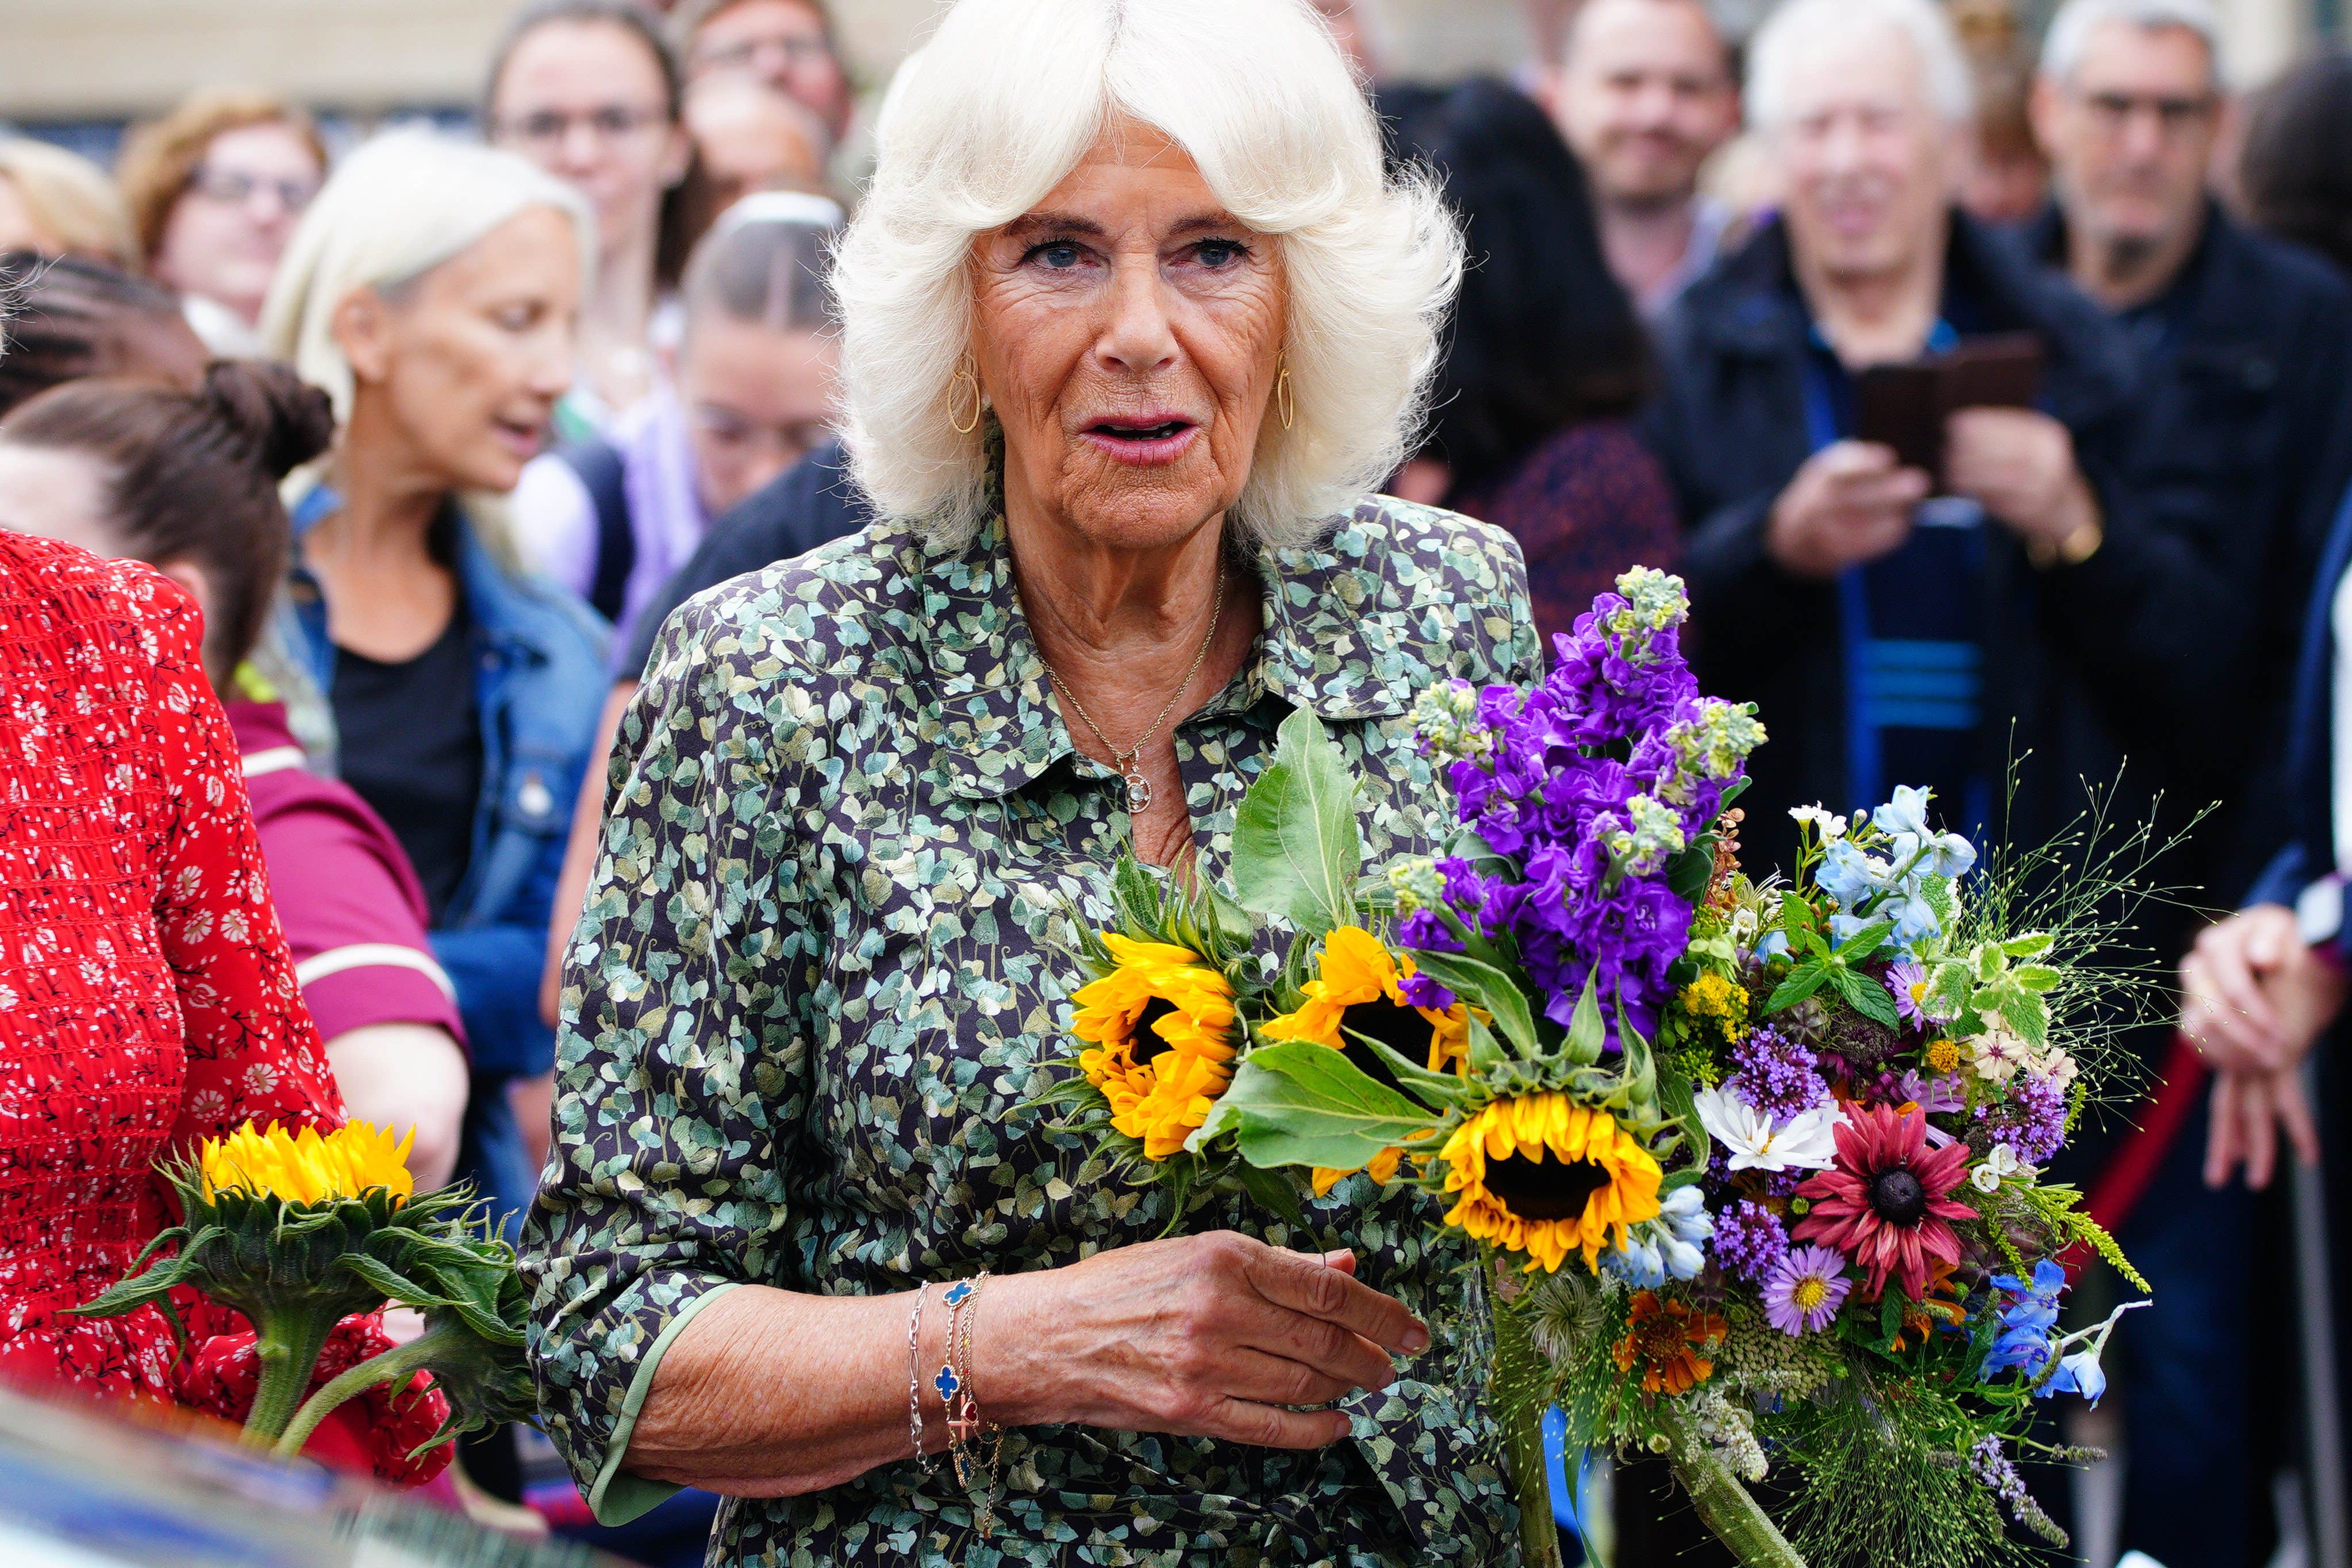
[260,130,609,1238]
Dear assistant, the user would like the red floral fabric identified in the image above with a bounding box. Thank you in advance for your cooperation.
[0,534,343,1396]
[177,1313,454,1485]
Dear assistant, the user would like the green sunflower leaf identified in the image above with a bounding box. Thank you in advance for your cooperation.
[1565,971,1607,1067]
[1344,1028,1474,1109]
[1217,1041,1443,1173]
[1233,1161,1310,1229]
[1232,707,1363,938]
[1402,948,1540,1059]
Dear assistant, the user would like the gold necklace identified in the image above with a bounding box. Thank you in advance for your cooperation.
[1042,570,1226,815]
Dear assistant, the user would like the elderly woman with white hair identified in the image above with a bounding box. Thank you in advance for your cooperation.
[520,0,1538,1562]
[260,132,612,1234]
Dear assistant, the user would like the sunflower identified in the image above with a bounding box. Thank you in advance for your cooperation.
[202,1121,416,1207]
[1260,925,1471,1192]
[1612,1290,1727,1394]
[1438,1092,1663,1271]
[1072,934,1239,1159]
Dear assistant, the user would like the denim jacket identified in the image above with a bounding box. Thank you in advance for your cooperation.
[289,487,610,1216]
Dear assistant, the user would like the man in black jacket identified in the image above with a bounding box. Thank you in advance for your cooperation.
[1646,0,2225,894]
[2028,0,2352,908]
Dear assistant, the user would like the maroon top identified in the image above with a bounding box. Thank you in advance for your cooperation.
[1449,418,1684,654]
[226,699,467,1053]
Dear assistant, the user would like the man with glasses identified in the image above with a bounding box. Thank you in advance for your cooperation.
[671,0,852,148]
[2026,5,2352,1565]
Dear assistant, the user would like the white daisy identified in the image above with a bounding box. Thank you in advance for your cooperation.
[1694,1087,1844,1173]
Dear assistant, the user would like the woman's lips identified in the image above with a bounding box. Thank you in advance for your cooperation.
[1081,418,1199,467]
[489,418,545,462]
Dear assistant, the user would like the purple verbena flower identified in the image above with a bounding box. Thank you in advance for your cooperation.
[1976,1072,2068,1165]
[1727,1027,1828,1123]
[1711,1200,1792,1284]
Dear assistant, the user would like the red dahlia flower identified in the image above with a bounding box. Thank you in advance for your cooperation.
[1793,1104,1973,1300]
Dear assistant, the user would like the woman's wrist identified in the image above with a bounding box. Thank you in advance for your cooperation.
[966,1264,1086,1430]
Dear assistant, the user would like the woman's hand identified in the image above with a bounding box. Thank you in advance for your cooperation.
[2180,905,2342,1072]
[990,1231,1430,1450]
[2205,1064,2322,1191]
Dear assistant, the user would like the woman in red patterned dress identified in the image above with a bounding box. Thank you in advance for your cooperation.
[0,526,446,1478]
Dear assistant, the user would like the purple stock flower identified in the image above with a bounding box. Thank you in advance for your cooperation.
[1404,571,1761,1040]
[1727,1027,1828,1123]
[1398,968,1456,1012]
[1711,1200,1792,1283]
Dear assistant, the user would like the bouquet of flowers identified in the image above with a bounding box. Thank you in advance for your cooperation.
[1045,569,2145,1568]
[71,1120,535,1473]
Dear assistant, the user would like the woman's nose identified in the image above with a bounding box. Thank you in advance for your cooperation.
[1093,256,1179,376]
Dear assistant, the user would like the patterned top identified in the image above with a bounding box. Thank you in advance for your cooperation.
[522,495,1540,1567]
[0,533,343,1397]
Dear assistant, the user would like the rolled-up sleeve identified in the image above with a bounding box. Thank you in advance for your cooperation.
[518,591,816,1525]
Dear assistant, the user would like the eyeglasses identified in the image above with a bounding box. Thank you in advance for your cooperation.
[2078,90,2219,137]
[491,105,669,152]
[186,167,320,212]
[692,34,834,75]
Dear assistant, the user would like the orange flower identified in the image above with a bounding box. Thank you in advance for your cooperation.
[1612,1290,1727,1396]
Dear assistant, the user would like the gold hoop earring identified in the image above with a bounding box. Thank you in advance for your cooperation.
[1275,354,1294,432]
[950,359,983,436]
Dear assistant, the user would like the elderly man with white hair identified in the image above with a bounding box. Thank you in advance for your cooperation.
[2025,10,2352,1562]
[520,1,1541,1563]
[1644,0,2234,896]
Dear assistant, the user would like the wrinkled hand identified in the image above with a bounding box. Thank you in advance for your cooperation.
[1943,407,2098,552]
[2179,905,2343,1073]
[996,1231,1429,1450]
[1763,440,1927,579]
[2206,1064,2322,1190]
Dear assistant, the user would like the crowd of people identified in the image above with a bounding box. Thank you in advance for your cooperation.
[4,0,2352,1563]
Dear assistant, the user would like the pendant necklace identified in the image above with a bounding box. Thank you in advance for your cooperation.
[1043,570,1226,816]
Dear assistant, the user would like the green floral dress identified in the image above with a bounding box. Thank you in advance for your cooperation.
[521,495,1540,1567]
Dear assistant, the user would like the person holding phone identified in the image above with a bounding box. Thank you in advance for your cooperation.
[1642,0,2227,891]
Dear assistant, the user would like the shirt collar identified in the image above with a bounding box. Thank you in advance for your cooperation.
[918,500,1416,801]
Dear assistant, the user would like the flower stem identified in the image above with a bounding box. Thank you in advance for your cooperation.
[244,1311,339,1447]
[1487,1271,1565,1568]
[273,1321,455,1459]
[1659,1404,1809,1568]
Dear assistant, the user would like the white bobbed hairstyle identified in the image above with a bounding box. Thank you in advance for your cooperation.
[260,129,594,425]
[831,0,1465,549]
[2040,0,2223,88]
[1747,0,1978,133]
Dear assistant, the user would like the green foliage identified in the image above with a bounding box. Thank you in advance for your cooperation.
[1203,1040,1443,1173]
[1771,1378,2039,1568]
[1232,707,1364,938]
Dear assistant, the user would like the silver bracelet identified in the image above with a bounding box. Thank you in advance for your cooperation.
[905,1281,937,1474]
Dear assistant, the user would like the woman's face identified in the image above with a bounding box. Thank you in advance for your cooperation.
[679,317,837,516]
[687,0,852,143]
[969,122,1286,554]
[342,206,582,495]
[150,121,323,328]
[491,20,690,258]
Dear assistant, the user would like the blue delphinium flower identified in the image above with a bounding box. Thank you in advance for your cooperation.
[1604,1185,1714,1286]
[1981,1259,2067,1380]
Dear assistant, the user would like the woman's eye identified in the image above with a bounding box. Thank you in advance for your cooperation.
[496,305,540,332]
[1028,241,1085,270]
[1195,239,1248,268]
